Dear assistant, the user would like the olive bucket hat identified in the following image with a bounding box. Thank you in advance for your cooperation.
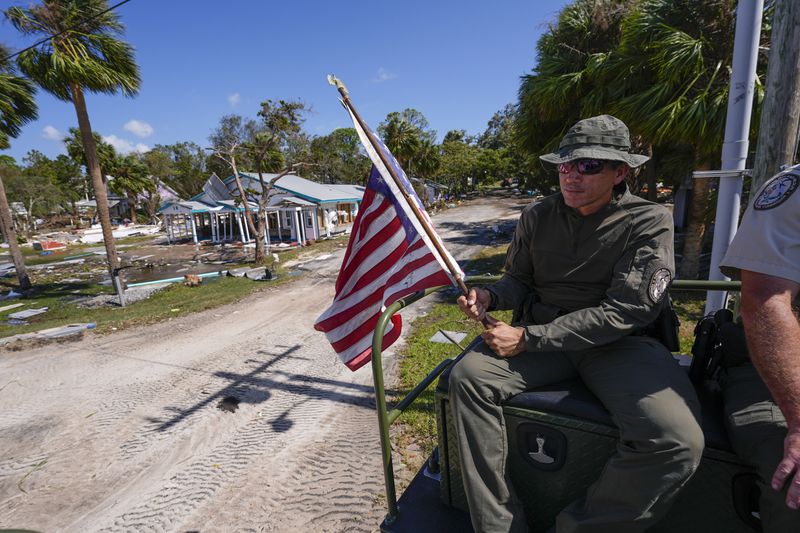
[540,115,650,168]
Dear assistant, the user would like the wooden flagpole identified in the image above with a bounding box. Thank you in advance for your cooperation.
[327,75,471,297]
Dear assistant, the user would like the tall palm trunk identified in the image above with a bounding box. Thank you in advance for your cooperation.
[126,190,138,224]
[0,176,31,290]
[679,163,711,280]
[70,84,120,281]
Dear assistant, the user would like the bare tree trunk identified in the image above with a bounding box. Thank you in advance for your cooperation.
[255,207,267,262]
[71,200,80,229]
[127,191,138,224]
[751,0,800,193]
[679,164,711,280]
[71,85,121,285]
[0,176,31,290]
[228,158,258,248]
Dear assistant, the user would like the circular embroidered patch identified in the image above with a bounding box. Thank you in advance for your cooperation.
[754,172,798,210]
[648,268,672,304]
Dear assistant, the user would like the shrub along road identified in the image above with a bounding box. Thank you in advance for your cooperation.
[0,192,526,532]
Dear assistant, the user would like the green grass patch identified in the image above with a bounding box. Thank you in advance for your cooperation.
[0,276,269,340]
[0,253,305,341]
[394,243,511,458]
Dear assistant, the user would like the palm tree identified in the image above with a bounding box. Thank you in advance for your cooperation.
[5,0,141,289]
[516,1,632,146]
[381,115,422,169]
[516,0,771,279]
[109,153,153,224]
[608,0,770,278]
[0,43,37,290]
[516,0,632,190]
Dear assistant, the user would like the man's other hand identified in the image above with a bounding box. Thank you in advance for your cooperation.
[773,427,800,510]
[458,288,492,321]
[482,315,526,358]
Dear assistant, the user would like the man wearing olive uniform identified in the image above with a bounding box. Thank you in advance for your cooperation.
[719,164,800,532]
[452,115,704,533]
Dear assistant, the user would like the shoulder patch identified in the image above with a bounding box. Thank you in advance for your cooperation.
[648,268,672,304]
[754,172,798,210]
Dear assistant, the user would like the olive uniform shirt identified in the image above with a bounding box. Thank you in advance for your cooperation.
[487,184,675,351]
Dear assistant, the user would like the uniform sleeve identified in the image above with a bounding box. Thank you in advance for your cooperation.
[486,204,537,311]
[720,174,800,285]
[522,209,675,352]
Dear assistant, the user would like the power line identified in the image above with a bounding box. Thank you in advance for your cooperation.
[1,0,133,64]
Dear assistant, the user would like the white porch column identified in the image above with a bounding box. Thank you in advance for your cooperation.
[277,210,283,242]
[243,211,251,242]
[190,214,198,244]
[236,213,245,242]
[294,209,304,245]
[166,214,172,244]
[311,208,319,240]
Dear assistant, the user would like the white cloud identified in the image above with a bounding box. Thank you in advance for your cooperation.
[373,67,397,83]
[123,119,154,138]
[103,134,150,155]
[42,125,63,140]
[228,92,241,106]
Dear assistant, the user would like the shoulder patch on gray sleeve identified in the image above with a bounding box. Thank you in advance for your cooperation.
[648,268,672,304]
[754,172,798,210]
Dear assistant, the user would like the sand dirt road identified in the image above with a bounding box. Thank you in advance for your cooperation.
[0,194,526,533]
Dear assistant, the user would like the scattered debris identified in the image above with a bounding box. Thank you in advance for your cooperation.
[18,458,48,493]
[184,274,202,287]
[0,303,25,313]
[33,241,67,252]
[8,307,49,320]
[430,330,468,346]
[227,267,249,278]
[0,322,96,348]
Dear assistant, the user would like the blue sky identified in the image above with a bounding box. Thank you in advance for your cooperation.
[1,0,568,163]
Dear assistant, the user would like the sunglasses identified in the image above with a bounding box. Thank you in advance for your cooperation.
[557,159,608,175]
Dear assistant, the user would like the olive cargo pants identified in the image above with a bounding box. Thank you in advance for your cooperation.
[721,364,800,533]
[448,335,704,533]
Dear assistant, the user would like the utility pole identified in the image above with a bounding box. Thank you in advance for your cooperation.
[704,0,763,315]
[751,0,800,193]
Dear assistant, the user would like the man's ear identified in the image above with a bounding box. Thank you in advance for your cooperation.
[613,164,630,185]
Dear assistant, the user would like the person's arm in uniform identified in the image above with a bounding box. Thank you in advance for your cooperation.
[458,204,537,331]
[516,207,674,353]
[740,271,800,509]
[459,206,674,357]
[721,168,800,510]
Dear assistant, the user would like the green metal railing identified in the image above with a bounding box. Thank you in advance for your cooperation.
[369,278,742,525]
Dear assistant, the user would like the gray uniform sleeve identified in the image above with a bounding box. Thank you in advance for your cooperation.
[720,172,800,284]
[522,210,675,352]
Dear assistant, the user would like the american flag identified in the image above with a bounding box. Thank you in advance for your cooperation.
[314,107,463,370]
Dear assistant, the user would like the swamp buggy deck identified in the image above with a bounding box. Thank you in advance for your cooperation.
[372,281,762,533]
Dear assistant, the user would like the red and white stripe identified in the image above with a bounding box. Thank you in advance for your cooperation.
[314,187,455,370]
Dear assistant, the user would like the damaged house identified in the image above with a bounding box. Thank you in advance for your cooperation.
[158,172,363,246]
